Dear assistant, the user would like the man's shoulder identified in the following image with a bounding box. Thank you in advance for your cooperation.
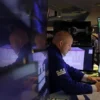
[47,46,60,57]
[47,44,58,53]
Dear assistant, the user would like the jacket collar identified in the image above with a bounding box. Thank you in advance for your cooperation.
[50,43,63,58]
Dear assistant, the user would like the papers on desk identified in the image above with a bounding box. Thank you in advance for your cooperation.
[93,64,98,71]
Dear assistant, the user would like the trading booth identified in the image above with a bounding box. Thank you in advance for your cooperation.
[47,20,100,100]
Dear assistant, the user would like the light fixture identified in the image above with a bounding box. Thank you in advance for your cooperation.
[57,15,61,18]
[96,3,100,7]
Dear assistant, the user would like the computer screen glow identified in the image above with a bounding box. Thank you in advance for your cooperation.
[63,47,93,71]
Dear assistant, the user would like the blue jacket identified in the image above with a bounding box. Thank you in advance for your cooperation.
[48,44,92,95]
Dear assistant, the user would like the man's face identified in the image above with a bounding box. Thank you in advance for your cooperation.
[35,37,46,49]
[59,38,73,56]
[9,35,21,54]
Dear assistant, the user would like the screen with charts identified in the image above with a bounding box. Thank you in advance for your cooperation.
[0,45,18,67]
[63,47,93,71]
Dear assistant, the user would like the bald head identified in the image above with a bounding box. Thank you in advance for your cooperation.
[53,31,72,43]
[9,29,29,54]
[53,31,73,55]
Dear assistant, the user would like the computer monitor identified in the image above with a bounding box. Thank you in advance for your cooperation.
[32,50,48,92]
[98,17,100,33]
[63,46,94,71]
[0,45,18,67]
[0,50,48,100]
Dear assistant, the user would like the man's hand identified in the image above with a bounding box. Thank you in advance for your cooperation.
[87,76,100,82]
[24,77,38,88]
[95,82,100,92]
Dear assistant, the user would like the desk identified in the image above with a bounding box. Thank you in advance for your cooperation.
[49,91,89,100]
[83,64,99,77]
[49,91,100,100]
[49,91,76,100]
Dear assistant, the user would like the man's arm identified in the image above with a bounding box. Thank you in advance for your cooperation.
[66,64,84,82]
[55,56,96,95]
[66,65,88,82]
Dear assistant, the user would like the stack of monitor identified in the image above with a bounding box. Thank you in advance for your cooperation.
[32,51,48,92]
[0,46,48,100]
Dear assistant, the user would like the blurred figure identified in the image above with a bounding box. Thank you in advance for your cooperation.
[0,28,32,73]
[9,28,32,64]
[48,31,100,98]
[34,34,47,49]
[91,33,99,51]
[91,33,99,64]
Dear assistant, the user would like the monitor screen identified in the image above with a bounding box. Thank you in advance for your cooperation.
[32,51,48,92]
[0,45,18,67]
[98,18,100,33]
[63,47,93,71]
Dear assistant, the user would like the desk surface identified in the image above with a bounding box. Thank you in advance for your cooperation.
[49,91,71,100]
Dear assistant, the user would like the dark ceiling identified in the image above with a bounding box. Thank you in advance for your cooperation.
[48,0,100,21]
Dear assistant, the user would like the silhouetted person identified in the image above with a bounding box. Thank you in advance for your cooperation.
[9,28,32,64]
[0,28,32,73]
[34,34,47,49]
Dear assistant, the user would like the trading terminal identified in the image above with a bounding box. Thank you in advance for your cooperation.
[0,0,100,100]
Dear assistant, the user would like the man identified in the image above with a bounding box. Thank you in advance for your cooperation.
[34,34,47,49]
[9,28,32,64]
[0,28,32,73]
[48,31,100,95]
[91,33,98,48]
